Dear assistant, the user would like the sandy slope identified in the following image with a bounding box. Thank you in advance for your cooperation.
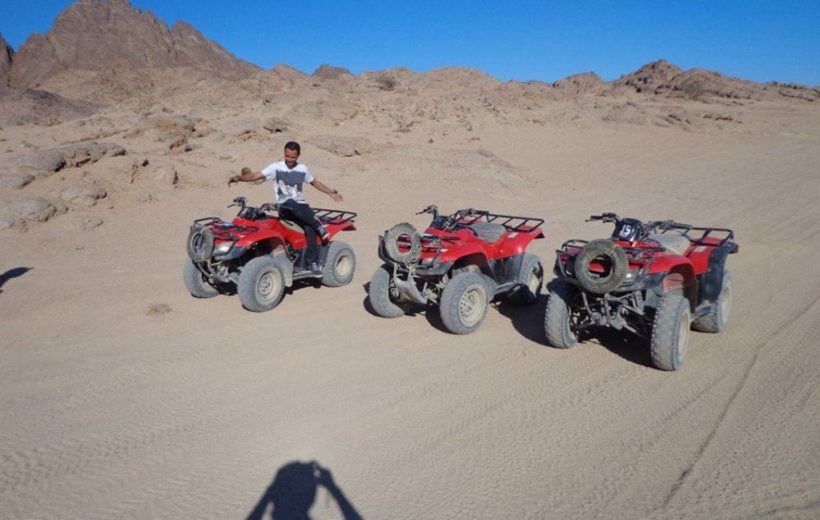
[2,99,820,519]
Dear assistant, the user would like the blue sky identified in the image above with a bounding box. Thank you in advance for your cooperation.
[2,0,819,85]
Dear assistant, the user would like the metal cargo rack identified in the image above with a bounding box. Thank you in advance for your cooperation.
[457,210,544,232]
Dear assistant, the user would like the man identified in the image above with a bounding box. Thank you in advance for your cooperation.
[228,141,343,275]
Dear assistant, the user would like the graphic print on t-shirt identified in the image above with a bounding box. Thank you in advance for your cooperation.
[261,161,314,204]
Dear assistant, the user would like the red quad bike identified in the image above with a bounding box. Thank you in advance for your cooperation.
[368,205,546,334]
[543,212,739,370]
[184,196,357,312]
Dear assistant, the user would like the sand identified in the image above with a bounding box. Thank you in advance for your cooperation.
[1,72,820,519]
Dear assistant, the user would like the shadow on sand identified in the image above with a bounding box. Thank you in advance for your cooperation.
[495,294,549,344]
[246,461,363,520]
[0,267,32,294]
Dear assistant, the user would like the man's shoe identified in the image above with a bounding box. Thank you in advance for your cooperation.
[318,226,330,245]
[310,262,322,276]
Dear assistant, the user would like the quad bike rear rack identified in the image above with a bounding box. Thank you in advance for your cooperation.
[457,211,544,232]
[311,208,357,225]
[648,222,737,249]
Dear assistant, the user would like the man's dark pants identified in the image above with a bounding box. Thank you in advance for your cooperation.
[278,199,323,266]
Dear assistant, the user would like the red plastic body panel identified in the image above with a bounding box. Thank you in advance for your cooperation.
[560,235,720,283]
[418,222,544,264]
[208,216,354,251]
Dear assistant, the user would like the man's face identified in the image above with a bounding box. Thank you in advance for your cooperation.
[284,148,299,168]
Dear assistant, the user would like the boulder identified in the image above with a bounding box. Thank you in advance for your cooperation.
[311,135,375,157]
[3,196,59,223]
[151,164,178,185]
[63,214,104,231]
[0,172,35,189]
[11,149,66,173]
[60,184,107,206]
[262,117,289,133]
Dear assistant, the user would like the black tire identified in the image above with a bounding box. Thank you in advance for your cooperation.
[368,264,406,318]
[543,279,580,349]
[187,224,214,263]
[573,239,628,295]
[506,253,544,306]
[650,294,691,371]
[692,271,732,333]
[384,223,422,265]
[321,240,356,287]
[183,258,219,298]
[440,271,490,335]
[237,256,285,312]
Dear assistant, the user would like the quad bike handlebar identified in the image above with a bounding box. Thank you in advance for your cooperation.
[586,212,620,223]
[416,204,439,216]
[228,196,276,219]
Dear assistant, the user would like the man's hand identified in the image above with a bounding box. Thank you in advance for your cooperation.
[330,190,343,204]
[228,167,254,186]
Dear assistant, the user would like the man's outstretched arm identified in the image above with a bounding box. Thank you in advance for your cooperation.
[310,178,343,203]
[228,167,265,186]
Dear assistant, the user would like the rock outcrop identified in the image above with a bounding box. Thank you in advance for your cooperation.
[0,33,12,87]
[9,0,258,89]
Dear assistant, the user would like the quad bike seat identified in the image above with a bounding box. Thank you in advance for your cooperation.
[278,217,306,234]
[470,222,507,244]
[648,234,691,256]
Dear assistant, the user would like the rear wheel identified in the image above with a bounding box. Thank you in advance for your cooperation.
[544,279,580,349]
[238,256,285,312]
[368,264,405,318]
[183,259,219,298]
[650,294,691,371]
[506,253,543,306]
[321,241,356,287]
[440,271,490,334]
[692,271,732,333]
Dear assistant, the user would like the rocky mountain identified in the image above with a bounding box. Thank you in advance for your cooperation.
[9,0,258,89]
[0,34,12,87]
[611,59,820,101]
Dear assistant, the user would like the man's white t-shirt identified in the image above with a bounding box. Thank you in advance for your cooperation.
[261,160,314,204]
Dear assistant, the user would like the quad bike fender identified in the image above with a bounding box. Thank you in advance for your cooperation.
[234,228,287,249]
[439,244,487,265]
[496,229,545,257]
[328,221,356,235]
[645,262,697,312]
[451,252,490,275]
[271,247,294,287]
[697,244,735,305]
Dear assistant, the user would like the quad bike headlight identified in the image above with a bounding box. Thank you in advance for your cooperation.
[214,242,233,255]
[624,264,649,282]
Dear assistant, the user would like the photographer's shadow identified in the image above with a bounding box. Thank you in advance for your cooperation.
[246,461,363,520]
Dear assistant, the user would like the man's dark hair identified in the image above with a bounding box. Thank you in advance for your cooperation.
[284,141,301,155]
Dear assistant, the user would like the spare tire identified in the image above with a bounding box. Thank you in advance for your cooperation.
[187,224,215,263]
[573,239,628,294]
[384,222,422,265]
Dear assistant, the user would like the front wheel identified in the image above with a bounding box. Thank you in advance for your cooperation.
[368,264,405,318]
[321,240,356,287]
[543,279,580,349]
[506,253,543,306]
[237,256,285,312]
[440,271,490,334]
[650,294,691,371]
[692,271,732,333]
[183,259,219,298]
